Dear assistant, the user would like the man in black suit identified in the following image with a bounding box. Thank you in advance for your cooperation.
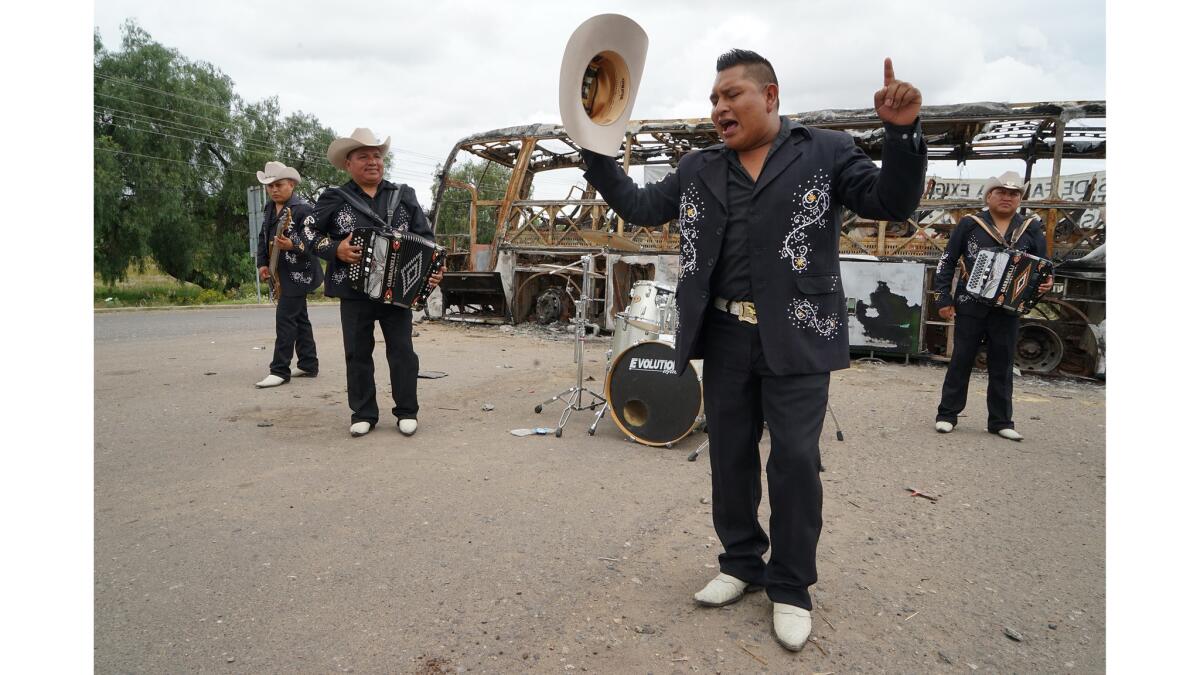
[254,161,322,388]
[302,128,443,438]
[932,171,1054,440]
[581,50,926,650]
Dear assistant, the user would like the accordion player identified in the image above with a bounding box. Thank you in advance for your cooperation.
[964,247,1054,315]
[346,227,446,310]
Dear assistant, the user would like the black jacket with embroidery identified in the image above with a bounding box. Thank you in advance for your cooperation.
[301,179,434,300]
[582,119,927,376]
[255,194,321,297]
[932,210,1048,317]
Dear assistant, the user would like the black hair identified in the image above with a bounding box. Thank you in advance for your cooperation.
[715,49,778,86]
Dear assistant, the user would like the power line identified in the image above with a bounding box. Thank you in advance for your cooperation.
[95,103,444,170]
[94,79,447,163]
[94,73,235,114]
[96,114,441,184]
[94,90,242,131]
[96,105,317,162]
[95,145,256,176]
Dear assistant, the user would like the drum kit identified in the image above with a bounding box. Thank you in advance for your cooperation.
[533,259,706,449]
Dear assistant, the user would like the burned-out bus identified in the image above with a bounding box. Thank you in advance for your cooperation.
[427,101,1106,378]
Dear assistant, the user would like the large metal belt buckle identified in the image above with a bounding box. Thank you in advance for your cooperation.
[737,301,758,324]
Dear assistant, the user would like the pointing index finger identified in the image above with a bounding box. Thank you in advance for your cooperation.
[884,57,894,86]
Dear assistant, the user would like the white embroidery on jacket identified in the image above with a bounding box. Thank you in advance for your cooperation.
[780,172,832,274]
[677,183,703,278]
[335,204,355,234]
[788,298,840,339]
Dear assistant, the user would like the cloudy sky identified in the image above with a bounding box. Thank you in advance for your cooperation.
[93,0,1106,198]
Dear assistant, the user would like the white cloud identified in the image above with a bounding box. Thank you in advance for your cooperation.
[94,0,1105,198]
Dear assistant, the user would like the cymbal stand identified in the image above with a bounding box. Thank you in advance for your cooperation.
[533,255,606,438]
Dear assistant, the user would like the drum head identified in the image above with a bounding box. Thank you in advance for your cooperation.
[605,341,702,446]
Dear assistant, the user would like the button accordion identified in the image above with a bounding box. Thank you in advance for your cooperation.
[347,227,446,310]
[964,247,1053,314]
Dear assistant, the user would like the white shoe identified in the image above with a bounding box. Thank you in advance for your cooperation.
[350,421,372,437]
[773,603,812,651]
[934,421,954,433]
[693,573,757,607]
[290,367,316,378]
[398,419,418,436]
[255,374,286,388]
[997,428,1024,441]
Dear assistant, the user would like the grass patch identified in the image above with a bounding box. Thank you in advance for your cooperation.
[95,263,329,308]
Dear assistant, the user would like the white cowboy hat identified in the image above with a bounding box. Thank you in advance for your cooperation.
[256,160,301,185]
[982,170,1027,198]
[558,14,648,154]
[326,127,392,169]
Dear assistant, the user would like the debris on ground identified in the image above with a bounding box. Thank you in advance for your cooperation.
[510,428,553,437]
[906,487,939,502]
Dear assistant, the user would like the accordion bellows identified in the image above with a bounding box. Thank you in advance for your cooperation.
[347,228,445,309]
[965,247,1053,314]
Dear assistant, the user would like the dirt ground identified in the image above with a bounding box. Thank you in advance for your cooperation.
[94,307,1105,673]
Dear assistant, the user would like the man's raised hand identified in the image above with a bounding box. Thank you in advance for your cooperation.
[874,57,922,126]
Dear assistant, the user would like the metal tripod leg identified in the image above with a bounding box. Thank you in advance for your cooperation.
[588,401,608,436]
[553,387,605,438]
[534,389,572,414]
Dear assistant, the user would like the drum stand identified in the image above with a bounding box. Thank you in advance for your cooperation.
[533,255,606,438]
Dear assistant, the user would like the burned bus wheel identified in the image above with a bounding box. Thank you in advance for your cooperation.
[1015,323,1064,373]
[535,287,570,325]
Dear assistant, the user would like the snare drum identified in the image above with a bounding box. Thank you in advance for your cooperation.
[611,280,678,358]
[605,340,704,447]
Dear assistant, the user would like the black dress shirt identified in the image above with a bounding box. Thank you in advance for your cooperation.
[712,118,794,301]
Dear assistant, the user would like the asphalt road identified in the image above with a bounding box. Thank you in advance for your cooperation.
[95,308,1106,673]
[95,304,342,342]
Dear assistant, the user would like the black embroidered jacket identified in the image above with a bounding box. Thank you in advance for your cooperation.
[255,194,321,296]
[932,210,1048,318]
[582,120,927,376]
[302,179,434,300]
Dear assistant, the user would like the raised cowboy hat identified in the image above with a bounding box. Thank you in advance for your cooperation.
[256,160,301,185]
[326,127,392,169]
[982,170,1027,198]
[558,14,648,155]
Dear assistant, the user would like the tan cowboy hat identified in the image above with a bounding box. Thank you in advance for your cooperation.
[982,170,1027,198]
[558,14,648,154]
[256,160,301,185]
[326,127,392,169]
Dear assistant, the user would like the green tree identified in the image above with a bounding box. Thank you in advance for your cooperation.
[433,159,512,244]
[94,21,346,291]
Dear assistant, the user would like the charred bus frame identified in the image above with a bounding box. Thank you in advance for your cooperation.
[429,101,1106,377]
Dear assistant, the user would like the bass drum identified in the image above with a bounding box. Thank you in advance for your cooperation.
[605,340,703,447]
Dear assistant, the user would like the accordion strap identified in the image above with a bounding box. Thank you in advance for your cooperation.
[326,185,399,231]
[1009,215,1035,243]
[966,213,1006,246]
[967,212,1036,247]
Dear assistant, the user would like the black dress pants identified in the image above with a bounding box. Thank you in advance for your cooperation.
[702,308,828,610]
[339,298,419,426]
[270,294,319,379]
[936,308,1019,432]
